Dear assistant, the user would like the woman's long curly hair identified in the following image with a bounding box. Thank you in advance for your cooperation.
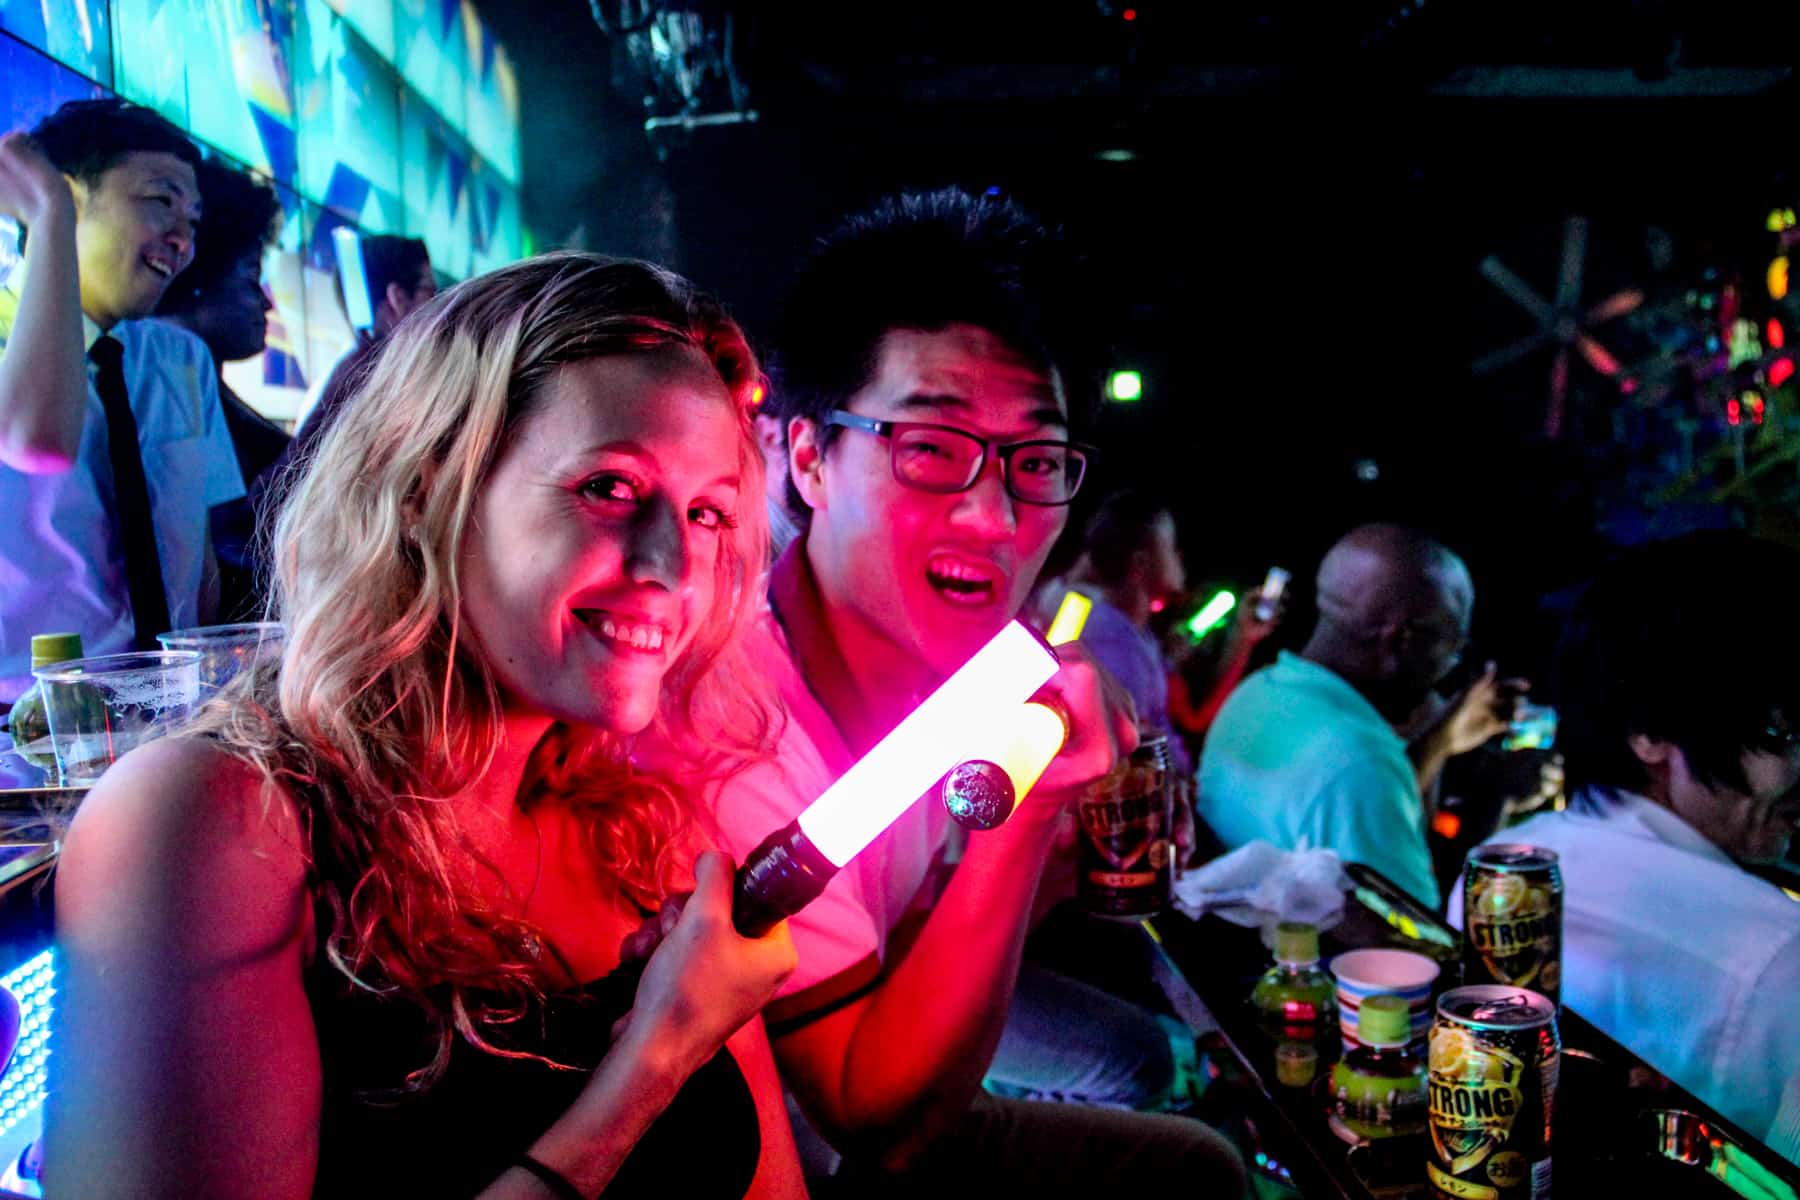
[196,253,775,1092]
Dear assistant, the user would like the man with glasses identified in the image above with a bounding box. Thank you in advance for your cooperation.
[684,188,1244,1191]
[1453,532,1800,1147]
[1198,523,1515,907]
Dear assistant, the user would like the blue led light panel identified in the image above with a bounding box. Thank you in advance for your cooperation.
[0,0,111,87]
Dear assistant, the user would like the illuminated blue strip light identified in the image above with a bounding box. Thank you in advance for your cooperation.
[0,950,54,1140]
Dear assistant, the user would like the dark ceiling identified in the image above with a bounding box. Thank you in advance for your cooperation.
[479,1,1798,675]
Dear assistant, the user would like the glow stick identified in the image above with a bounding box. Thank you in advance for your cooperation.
[941,700,1070,830]
[732,620,1062,935]
[993,701,1068,798]
[796,621,1059,866]
[1045,591,1092,646]
[1186,590,1236,640]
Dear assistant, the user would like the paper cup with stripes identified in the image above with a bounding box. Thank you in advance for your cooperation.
[1329,948,1439,1053]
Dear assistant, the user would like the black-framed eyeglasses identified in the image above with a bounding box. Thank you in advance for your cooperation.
[824,410,1093,506]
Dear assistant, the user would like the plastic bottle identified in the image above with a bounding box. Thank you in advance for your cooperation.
[6,632,84,772]
[1330,993,1428,1139]
[1251,921,1337,1040]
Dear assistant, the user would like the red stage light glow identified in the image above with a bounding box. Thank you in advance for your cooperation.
[1772,357,1796,388]
[1769,319,1786,350]
[1123,8,1138,20]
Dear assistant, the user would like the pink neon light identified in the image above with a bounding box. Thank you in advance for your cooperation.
[797,622,1060,866]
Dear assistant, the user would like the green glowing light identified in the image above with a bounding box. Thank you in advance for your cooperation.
[1186,590,1236,640]
[1713,1140,1797,1200]
[1107,370,1143,403]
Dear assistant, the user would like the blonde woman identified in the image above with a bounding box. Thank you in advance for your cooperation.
[44,255,806,1199]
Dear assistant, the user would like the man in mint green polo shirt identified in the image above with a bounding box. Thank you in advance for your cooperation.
[1197,524,1514,908]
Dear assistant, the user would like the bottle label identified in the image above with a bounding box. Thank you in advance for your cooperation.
[1466,872,1560,996]
[1429,1027,1525,1180]
[1332,1061,1426,1137]
[1077,757,1171,914]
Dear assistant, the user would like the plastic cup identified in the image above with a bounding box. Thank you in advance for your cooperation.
[1329,947,1440,1053]
[156,622,284,691]
[32,651,202,785]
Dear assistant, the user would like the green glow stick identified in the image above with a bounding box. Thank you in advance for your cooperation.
[1186,590,1236,640]
[1713,1141,1798,1200]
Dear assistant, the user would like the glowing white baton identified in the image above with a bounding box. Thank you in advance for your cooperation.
[797,620,1058,865]
[733,620,1060,934]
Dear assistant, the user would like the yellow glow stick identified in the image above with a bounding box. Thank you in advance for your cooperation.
[940,699,1069,830]
[1046,591,1092,646]
[993,700,1069,799]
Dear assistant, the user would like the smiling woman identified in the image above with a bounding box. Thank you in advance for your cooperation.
[44,254,806,1199]
[460,346,752,737]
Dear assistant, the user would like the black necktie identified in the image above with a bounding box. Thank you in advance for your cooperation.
[88,335,171,649]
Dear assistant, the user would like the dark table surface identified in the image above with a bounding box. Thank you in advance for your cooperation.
[1148,862,1800,1200]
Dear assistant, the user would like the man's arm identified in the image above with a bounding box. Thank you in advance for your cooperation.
[1408,664,1524,797]
[770,647,1134,1170]
[1715,932,1800,1144]
[0,133,87,473]
[1169,587,1282,737]
[1177,634,1256,736]
[774,791,1063,1168]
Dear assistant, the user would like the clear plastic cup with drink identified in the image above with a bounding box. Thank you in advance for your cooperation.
[156,622,285,691]
[31,651,202,785]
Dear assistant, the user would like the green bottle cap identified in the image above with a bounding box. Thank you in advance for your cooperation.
[1274,921,1320,965]
[1359,994,1412,1048]
[29,632,83,669]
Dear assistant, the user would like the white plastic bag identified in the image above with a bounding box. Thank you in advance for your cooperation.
[1173,839,1350,931]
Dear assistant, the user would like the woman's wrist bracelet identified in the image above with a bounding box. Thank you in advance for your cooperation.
[513,1153,586,1200]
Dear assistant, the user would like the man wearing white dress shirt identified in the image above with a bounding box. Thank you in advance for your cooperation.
[0,100,243,704]
[1454,532,1800,1146]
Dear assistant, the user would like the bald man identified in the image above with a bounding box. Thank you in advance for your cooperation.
[1196,524,1514,907]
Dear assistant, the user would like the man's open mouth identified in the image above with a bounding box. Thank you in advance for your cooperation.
[926,554,1002,607]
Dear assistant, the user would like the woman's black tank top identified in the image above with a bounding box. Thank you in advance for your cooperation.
[306,963,761,1197]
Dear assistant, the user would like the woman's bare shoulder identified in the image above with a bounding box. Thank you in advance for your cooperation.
[57,735,310,956]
